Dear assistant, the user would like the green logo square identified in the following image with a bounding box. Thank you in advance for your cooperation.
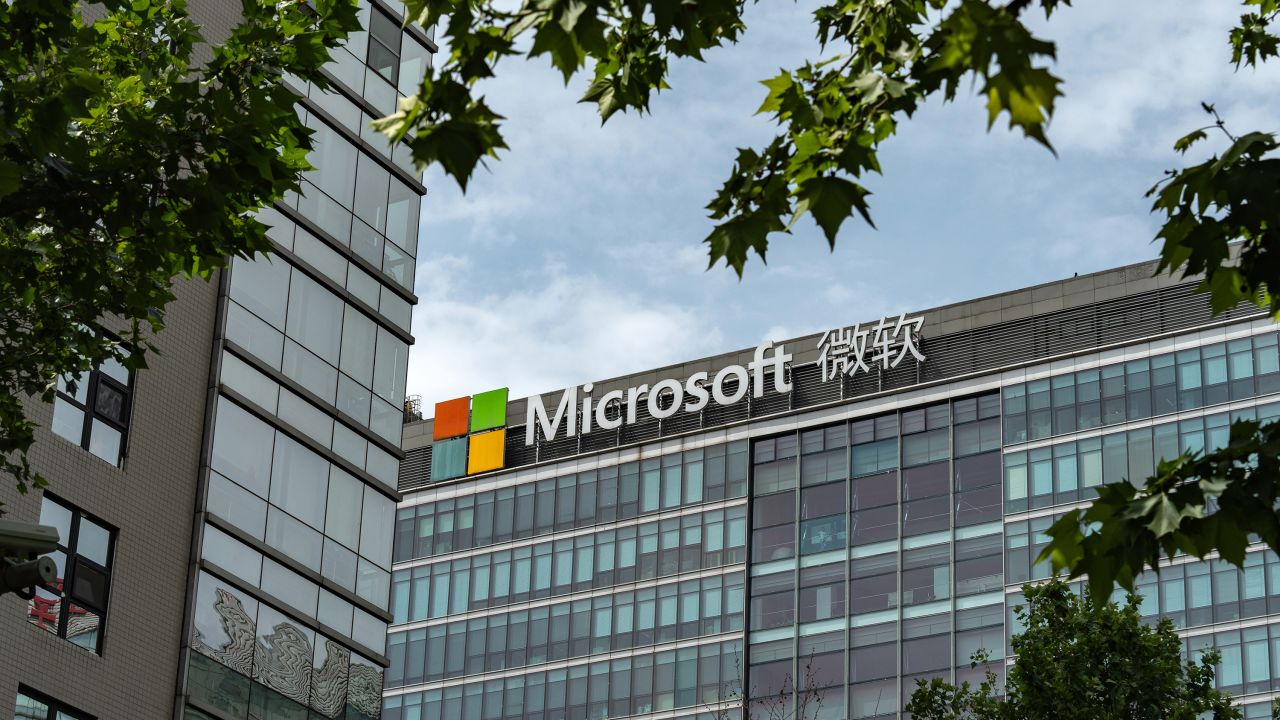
[469,387,509,433]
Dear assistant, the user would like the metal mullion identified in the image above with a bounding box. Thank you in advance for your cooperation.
[895,408,903,712]
[78,370,101,450]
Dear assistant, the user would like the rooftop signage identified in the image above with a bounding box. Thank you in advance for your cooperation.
[426,313,926,481]
[525,313,926,446]
[430,388,509,481]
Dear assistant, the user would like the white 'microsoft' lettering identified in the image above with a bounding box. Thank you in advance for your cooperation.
[525,341,794,446]
[524,321,925,447]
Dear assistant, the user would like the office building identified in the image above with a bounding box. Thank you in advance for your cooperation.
[385,257,1280,719]
[0,3,431,719]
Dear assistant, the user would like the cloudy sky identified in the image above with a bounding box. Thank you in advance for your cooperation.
[404,1,1280,410]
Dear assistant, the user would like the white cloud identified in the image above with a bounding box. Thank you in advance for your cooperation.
[1038,2,1280,156]
[406,256,726,409]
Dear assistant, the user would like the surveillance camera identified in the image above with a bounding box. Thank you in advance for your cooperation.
[0,519,60,557]
[2,556,57,598]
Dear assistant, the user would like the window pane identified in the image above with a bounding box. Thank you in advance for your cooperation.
[212,397,275,497]
[230,254,290,329]
[325,466,364,549]
[270,434,329,529]
[286,273,343,364]
[87,420,122,464]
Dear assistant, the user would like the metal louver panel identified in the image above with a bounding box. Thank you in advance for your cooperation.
[398,445,431,493]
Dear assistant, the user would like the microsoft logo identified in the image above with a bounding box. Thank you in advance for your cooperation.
[430,388,508,481]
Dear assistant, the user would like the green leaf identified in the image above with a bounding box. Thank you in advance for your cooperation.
[0,159,20,200]
[1145,494,1183,536]
[1173,129,1207,154]
[794,176,873,247]
[756,72,793,115]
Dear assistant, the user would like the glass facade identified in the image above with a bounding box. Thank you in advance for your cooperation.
[182,2,429,718]
[387,321,1280,719]
[385,440,751,719]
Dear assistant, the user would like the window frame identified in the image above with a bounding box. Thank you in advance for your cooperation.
[27,494,116,655]
[16,685,95,720]
[51,353,133,466]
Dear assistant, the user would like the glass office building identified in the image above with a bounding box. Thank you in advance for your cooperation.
[385,259,1280,720]
[179,2,432,719]
[0,3,431,718]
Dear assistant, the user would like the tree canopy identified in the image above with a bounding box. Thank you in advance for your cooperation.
[0,0,358,505]
[905,581,1239,720]
[381,0,1280,600]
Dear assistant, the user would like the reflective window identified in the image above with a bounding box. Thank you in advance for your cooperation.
[387,572,745,686]
[26,495,114,655]
[389,507,747,622]
[398,442,748,561]
[51,350,133,466]
[15,687,93,720]
[188,571,383,719]
[1003,332,1280,445]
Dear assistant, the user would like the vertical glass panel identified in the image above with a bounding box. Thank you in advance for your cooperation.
[322,538,358,590]
[266,506,324,572]
[360,486,394,569]
[325,466,364,550]
[278,390,333,447]
[337,374,373,426]
[226,300,285,369]
[261,558,319,616]
[318,589,354,636]
[230,254,290,329]
[373,327,409,405]
[385,179,420,256]
[340,309,377,386]
[286,273,343,364]
[192,571,259,678]
[282,340,338,403]
[357,557,390,609]
[354,153,391,232]
[212,397,275,498]
[254,603,315,705]
[87,420,122,464]
[311,637,351,716]
[38,499,73,548]
[304,117,358,206]
[293,228,347,286]
[270,434,329,529]
[203,524,263,585]
[221,351,280,414]
[50,399,84,445]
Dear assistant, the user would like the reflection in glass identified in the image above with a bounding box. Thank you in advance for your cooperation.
[65,604,101,651]
[311,638,351,717]
[193,573,259,677]
[347,652,384,719]
[254,604,315,705]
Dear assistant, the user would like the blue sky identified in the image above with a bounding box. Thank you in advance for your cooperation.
[404,1,1280,409]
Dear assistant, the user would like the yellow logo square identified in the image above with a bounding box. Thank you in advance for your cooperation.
[466,428,505,474]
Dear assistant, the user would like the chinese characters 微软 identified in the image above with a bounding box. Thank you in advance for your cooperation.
[817,314,925,382]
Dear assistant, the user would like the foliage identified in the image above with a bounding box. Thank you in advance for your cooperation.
[0,0,359,505]
[1042,418,1280,602]
[905,581,1239,720]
